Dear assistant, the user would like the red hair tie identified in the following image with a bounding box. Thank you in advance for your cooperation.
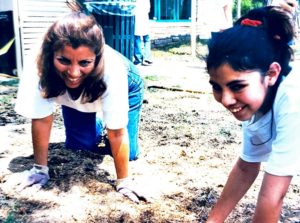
[241,18,262,27]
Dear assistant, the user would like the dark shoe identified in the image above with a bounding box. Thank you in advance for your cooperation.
[142,60,152,66]
[144,60,153,64]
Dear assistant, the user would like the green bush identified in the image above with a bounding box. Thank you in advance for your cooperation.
[233,0,264,20]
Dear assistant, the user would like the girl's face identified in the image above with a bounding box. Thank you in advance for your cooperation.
[208,63,278,121]
[53,45,96,89]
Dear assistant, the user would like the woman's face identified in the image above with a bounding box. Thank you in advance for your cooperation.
[53,45,96,89]
[208,63,271,121]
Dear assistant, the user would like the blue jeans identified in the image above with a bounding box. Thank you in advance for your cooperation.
[134,34,151,64]
[62,63,144,161]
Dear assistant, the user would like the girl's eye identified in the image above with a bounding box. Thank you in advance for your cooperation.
[57,58,70,65]
[79,60,92,67]
[210,83,222,92]
[229,84,246,92]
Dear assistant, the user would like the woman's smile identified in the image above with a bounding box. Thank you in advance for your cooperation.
[63,72,84,88]
[53,45,96,89]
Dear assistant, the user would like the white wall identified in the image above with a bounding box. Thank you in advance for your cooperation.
[0,0,13,11]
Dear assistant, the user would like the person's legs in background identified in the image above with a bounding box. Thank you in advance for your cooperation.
[127,63,144,160]
[142,34,152,65]
[134,35,143,65]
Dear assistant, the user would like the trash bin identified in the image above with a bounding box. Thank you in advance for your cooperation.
[83,0,136,61]
[0,11,16,76]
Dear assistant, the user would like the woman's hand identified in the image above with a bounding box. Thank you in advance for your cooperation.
[19,164,50,190]
[3,164,50,192]
[3,115,53,192]
[116,177,152,204]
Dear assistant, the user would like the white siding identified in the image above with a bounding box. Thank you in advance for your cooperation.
[17,0,72,59]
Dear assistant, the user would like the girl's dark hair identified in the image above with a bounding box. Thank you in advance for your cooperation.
[37,12,106,103]
[206,6,294,77]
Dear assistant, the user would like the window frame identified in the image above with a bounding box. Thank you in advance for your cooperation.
[150,0,191,22]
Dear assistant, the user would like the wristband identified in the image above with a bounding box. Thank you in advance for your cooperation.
[116,177,130,190]
[31,164,49,175]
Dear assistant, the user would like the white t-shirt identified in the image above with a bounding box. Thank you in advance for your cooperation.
[15,45,129,130]
[241,63,300,176]
[134,0,150,36]
[209,0,233,33]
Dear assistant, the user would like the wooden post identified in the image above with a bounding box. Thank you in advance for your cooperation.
[6,0,22,76]
[237,0,241,19]
[191,0,197,57]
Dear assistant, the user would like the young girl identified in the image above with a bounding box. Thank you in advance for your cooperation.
[14,12,146,203]
[205,6,300,222]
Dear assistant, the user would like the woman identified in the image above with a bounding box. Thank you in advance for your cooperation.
[15,12,145,203]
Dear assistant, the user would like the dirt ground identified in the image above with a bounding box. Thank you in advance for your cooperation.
[0,47,300,223]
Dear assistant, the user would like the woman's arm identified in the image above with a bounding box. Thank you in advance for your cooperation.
[253,173,292,222]
[106,128,129,179]
[107,128,150,203]
[206,158,261,223]
[32,114,54,165]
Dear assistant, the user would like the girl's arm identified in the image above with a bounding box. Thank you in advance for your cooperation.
[32,114,54,166]
[106,128,129,179]
[206,158,261,223]
[253,173,292,222]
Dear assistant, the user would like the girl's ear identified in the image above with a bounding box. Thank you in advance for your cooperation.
[266,62,281,86]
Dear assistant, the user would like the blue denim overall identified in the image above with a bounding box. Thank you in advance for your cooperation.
[62,61,144,161]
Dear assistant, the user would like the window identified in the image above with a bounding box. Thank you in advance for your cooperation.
[150,0,191,21]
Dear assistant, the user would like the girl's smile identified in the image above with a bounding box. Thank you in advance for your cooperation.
[53,45,96,89]
[208,63,274,121]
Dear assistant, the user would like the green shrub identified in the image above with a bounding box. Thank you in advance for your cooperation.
[233,0,264,20]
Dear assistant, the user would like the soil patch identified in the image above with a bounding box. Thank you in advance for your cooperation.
[0,52,300,222]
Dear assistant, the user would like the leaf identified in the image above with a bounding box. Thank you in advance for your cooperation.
[0,38,15,56]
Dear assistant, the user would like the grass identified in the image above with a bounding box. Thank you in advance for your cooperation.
[0,79,19,87]
[144,75,159,81]
[4,212,16,223]
[152,40,208,62]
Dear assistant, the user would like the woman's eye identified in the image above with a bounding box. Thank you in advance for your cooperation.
[79,60,92,67]
[57,58,70,65]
